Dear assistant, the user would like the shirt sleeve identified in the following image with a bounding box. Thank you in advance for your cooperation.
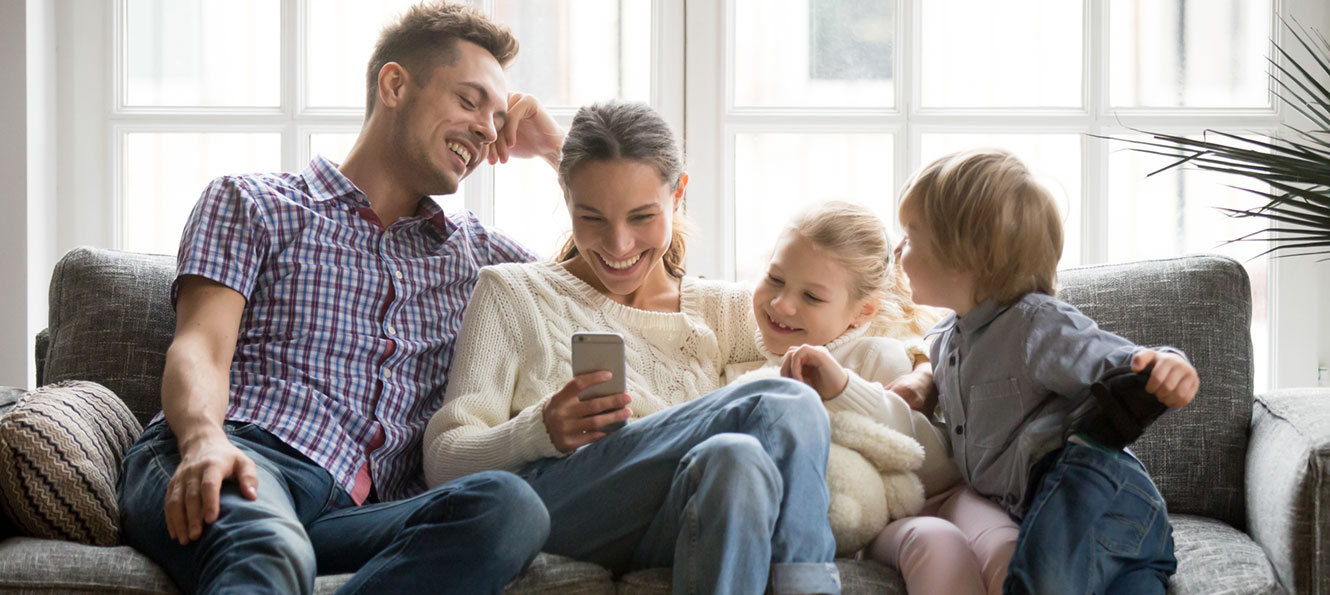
[422,267,562,487]
[1024,300,1142,399]
[171,176,272,308]
[465,212,539,265]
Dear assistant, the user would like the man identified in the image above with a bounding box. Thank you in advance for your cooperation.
[115,3,564,593]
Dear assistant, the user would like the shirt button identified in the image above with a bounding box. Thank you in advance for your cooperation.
[955,424,964,435]
[383,369,393,379]
[393,270,403,280]
[386,325,397,336]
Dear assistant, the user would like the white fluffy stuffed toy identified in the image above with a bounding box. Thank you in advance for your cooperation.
[731,367,927,555]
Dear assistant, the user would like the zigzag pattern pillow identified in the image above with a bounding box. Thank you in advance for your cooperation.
[0,381,142,545]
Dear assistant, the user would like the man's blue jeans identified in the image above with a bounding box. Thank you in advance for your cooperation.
[1004,442,1177,595]
[116,421,549,595]
[520,377,841,595]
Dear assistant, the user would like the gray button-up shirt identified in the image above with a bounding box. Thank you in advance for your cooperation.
[929,292,1176,518]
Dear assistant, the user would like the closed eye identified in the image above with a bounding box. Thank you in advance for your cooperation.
[804,292,825,303]
[766,275,784,286]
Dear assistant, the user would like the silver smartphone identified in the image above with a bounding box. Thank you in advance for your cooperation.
[571,332,627,432]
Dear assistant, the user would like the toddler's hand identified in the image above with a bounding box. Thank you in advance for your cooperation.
[884,364,937,413]
[779,344,849,401]
[1133,349,1198,408]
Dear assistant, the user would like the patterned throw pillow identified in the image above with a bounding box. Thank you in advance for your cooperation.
[0,381,142,545]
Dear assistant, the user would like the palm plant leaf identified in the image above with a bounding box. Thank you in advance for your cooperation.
[1106,19,1330,259]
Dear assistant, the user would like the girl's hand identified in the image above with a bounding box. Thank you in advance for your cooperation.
[884,362,938,413]
[542,371,633,453]
[1132,349,1198,408]
[779,344,849,401]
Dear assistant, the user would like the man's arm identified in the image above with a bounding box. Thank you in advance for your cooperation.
[160,275,258,546]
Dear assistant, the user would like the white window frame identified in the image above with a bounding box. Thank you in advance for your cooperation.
[61,0,684,249]
[683,0,1327,389]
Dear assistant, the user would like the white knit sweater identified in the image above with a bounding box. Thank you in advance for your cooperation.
[724,325,961,496]
[423,261,761,486]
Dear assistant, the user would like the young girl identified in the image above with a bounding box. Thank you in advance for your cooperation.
[728,201,1019,595]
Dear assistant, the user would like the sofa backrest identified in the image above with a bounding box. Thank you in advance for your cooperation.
[1058,255,1252,530]
[37,249,1254,528]
[39,247,176,428]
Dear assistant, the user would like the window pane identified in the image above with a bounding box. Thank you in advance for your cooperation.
[919,134,1082,265]
[734,133,894,282]
[306,0,420,109]
[1107,136,1270,390]
[126,0,280,107]
[921,0,1081,108]
[494,160,566,258]
[1109,0,1270,107]
[493,0,652,107]
[123,133,281,255]
[733,0,895,108]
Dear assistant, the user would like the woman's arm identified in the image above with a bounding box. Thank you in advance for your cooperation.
[422,267,562,487]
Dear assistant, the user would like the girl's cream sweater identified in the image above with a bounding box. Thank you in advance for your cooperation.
[423,261,760,486]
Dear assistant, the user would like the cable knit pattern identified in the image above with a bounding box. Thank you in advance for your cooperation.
[423,262,761,486]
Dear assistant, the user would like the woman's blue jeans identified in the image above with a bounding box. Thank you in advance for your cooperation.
[521,377,841,595]
[1004,442,1177,595]
[116,421,549,595]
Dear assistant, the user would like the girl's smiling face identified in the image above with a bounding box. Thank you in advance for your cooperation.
[752,231,878,354]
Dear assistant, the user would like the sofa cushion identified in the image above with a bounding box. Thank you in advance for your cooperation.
[1167,514,1282,595]
[42,247,177,428]
[0,381,142,546]
[616,559,905,595]
[1059,255,1252,529]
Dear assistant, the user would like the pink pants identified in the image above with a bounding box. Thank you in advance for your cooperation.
[866,486,1019,595]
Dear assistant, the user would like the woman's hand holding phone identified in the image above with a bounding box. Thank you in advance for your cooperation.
[542,371,633,453]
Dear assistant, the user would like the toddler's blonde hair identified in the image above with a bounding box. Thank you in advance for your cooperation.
[897,149,1062,306]
[787,201,940,338]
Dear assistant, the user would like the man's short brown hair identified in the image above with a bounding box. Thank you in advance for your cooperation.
[365,1,519,118]
[897,149,1064,307]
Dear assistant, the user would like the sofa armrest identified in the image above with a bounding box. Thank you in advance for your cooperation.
[1247,388,1330,595]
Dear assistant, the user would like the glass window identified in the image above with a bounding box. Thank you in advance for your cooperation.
[734,133,894,282]
[919,133,1083,266]
[125,0,280,107]
[494,159,567,259]
[122,132,281,255]
[733,0,895,108]
[1109,0,1271,107]
[493,0,653,108]
[306,0,421,109]
[920,0,1082,108]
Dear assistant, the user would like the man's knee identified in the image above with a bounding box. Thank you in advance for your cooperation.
[410,471,549,559]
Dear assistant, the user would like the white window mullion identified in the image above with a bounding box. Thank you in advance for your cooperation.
[1084,0,1109,265]
[683,0,729,280]
[284,0,303,171]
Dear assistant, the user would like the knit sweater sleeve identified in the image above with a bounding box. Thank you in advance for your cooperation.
[423,266,563,487]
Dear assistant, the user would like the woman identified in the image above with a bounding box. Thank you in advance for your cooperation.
[423,100,840,595]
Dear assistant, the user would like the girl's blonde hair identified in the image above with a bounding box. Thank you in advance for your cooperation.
[787,201,941,338]
[556,101,690,278]
[897,149,1062,306]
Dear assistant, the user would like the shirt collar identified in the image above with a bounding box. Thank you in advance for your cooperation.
[957,298,1006,335]
[303,155,455,236]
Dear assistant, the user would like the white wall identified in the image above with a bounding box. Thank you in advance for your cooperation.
[0,0,28,388]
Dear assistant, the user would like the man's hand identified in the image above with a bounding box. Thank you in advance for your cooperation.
[1133,349,1198,408]
[165,430,258,546]
[489,92,564,168]
[884,362,937,413]
[779,345,849,401]
[542,371,633,453]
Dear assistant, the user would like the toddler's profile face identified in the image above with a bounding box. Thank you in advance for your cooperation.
[753,231,873,354]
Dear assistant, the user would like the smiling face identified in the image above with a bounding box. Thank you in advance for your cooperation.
[563,159,685,305]
[391,39,508,196]
[753,231,878,354]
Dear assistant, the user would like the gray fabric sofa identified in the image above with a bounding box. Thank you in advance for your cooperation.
[1,247,1326,594]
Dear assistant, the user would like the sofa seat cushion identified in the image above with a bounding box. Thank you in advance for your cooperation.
[1167,514,1281,595]
[0,382,141,546]
[617,559,905,595]
[0,537,178,593]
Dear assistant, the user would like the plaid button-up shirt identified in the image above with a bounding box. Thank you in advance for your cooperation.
[160,156,536,502]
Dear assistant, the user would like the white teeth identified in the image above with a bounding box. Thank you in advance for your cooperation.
[447,142,471,165]
[601,253,642,270]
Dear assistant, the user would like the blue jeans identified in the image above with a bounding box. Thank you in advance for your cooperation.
[116,421,549,595]
[1004,443,1177,595]
[520,377,840,595]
